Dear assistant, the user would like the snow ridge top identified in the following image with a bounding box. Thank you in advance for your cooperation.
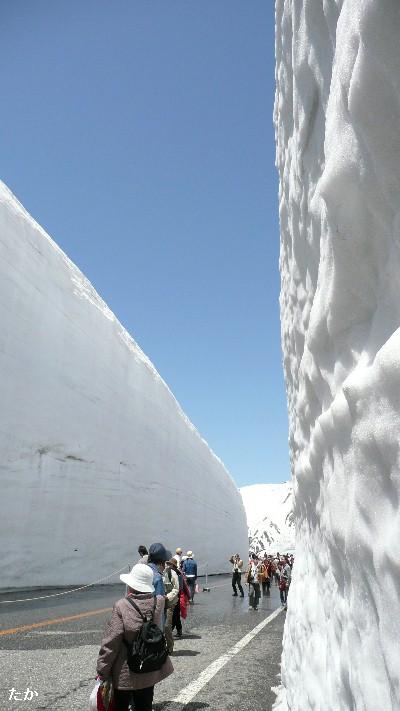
[0,180,234,483]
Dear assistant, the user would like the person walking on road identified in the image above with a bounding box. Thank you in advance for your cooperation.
[259,555,272,596]
[163,559,180,654]
[178,566,191,631]
[96,564,173,711]
[272,557,280,585]
[264,556,273,596]
[279,556,292,609]
[283,555,292,581]
[229,553,244,597]
[169,558,184,638]
[258,557,268,596]
[247,553,262,610]
[182,551,197,603]
[147,543,171,624]
[147,543,171,591]
[173,547,183,568]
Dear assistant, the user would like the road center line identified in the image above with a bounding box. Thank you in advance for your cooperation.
[172,606,283,706]
[0,607,112,636]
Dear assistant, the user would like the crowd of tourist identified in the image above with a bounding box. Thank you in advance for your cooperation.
[230,551,294,610]
[94,544,293,711]
[95,542,198,711]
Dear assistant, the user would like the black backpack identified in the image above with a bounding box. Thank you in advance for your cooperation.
[124,597,168,673]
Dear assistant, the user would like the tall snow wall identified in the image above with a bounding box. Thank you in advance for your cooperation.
[0,181,248,588]
[275,1,400,709]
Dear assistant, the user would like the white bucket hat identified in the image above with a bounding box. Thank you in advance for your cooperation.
[186,550,193,557]
[120,564,155,593]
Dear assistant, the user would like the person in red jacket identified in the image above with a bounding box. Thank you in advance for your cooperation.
[168,558,190,639]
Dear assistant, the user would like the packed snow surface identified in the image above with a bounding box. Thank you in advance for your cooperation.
[0,181,248,588]
[240,482,295,554]
[275,1,400,709]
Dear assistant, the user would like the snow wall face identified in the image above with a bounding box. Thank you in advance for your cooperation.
[0,182,248,588]
[275,1,400,709]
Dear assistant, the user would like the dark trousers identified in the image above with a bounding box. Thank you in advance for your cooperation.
[280,587,287,604]
[232,571,244,596]
[172,598,182,635]
[114,687,154,711]
[249,582,261,609]
[262,577,271,595]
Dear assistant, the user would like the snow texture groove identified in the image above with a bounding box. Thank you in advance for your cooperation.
[275,1,400,709]
[0,181,248,588]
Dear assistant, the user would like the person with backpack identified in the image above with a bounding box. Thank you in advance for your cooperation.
[163,559,179,654]
[181,551,197,603]
[96,564,173,711]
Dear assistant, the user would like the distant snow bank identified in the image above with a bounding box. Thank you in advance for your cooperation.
[275,1,400,709]
[240,482,295,554]
[0,180,248,588]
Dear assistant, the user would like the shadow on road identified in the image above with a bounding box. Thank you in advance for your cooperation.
[172,649,201,657]
[179,633,202,640]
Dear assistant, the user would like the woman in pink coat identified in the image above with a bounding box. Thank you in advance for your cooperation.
[96,564,174,711]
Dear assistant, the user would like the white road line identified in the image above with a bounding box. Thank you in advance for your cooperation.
[172,606,283,706]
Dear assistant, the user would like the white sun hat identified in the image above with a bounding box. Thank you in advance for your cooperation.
[186,551,193,557]
[120,564,155,593]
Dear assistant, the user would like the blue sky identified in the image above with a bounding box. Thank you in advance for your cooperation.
[1,1,290,487]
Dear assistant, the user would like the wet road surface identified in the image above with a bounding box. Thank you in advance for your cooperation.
[0,575,285,710]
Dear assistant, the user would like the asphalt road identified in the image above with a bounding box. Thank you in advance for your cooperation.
[0,575,285,711]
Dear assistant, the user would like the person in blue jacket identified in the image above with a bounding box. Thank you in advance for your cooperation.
[182,551,197,603]
[148,543,170,590]
[147,542,172,625]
